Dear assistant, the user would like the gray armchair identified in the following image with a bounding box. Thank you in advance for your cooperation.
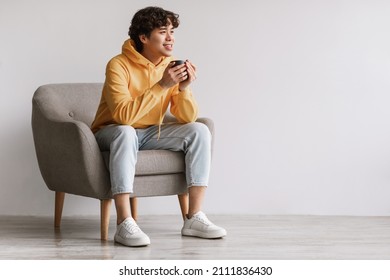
[31,83,214,240]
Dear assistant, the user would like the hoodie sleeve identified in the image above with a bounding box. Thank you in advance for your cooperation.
[170,86,199,123]
[103,58,167,125]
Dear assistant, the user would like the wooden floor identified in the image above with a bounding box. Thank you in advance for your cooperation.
[0,215,389,260]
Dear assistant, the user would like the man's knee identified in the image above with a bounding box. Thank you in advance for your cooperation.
[113,125,137,143]
[188,122,211,142]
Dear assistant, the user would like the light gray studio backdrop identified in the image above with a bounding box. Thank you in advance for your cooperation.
[1,0,390,217]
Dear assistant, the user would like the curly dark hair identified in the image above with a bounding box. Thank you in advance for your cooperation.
[128,6,180,52]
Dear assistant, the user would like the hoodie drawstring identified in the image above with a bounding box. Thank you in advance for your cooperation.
[157,95,164,140]
[147,63,163,140]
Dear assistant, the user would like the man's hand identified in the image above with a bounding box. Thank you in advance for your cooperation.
[179,60,197,91]
[158,60,197,91]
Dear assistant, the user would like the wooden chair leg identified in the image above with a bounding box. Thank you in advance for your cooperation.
[130,197,138,221]
[54,191,65,228]
[100,199,112,241]
[178,193,189,221]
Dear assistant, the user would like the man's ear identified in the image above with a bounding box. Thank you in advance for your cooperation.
[139,34,148,44]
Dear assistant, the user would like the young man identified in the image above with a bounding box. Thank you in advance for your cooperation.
[91,6,226,247]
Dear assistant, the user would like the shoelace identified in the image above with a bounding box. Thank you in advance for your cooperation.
[122,219,141,234]
[193,212,212,226]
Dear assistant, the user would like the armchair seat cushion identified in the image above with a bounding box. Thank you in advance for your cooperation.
[102,150,185,176]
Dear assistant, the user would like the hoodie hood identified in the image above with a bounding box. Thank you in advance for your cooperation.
[122,39,172,69]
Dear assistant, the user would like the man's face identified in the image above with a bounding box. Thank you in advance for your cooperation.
[141,21,175,60]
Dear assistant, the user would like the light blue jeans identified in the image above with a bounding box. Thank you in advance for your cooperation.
[94,122,211,195]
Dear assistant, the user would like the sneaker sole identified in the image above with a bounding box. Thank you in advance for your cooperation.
[181,228,227,239]
[114,235,151,247]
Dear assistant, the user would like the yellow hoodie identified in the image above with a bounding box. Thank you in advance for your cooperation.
[91,39,198,133]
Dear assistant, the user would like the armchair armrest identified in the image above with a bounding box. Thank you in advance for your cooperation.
[32,103,111,199]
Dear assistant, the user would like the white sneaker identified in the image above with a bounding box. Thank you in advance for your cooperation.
[181,211,227,239]
[114,217,150,247]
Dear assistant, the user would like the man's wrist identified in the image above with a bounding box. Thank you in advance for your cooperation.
[178,86,187,92]
[158,80,169,89]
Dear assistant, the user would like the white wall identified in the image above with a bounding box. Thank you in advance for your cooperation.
[1,0,390,217]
